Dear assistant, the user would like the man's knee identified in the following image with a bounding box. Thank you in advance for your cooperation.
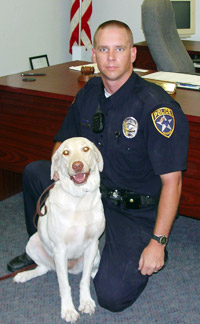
[22,160,52,236]
[24,161,45,181]
[94,272,148,312]
[23,160,51,188]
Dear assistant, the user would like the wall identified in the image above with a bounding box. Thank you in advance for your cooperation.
[0,0,71,76]
[0,0,200,77]
[91,0,144,44]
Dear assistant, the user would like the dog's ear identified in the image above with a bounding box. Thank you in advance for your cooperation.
[93,144,104,172]
[51,150,60,180]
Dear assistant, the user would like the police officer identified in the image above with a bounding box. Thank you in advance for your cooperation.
[8,20,189,312]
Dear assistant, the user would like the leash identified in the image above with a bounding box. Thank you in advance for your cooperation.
[33,182,55,229]
[0,264,36,281]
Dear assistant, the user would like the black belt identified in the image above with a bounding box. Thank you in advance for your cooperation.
[100,184,159,209]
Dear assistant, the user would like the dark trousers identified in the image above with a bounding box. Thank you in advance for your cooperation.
[23,161,157,312]
[94,199,156,312]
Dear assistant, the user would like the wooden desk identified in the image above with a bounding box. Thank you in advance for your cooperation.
[134,40,200,73]
[0,63,200,219]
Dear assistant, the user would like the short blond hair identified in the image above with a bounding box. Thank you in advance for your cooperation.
[93,20,134,48]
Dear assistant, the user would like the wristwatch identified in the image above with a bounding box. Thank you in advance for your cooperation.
[152,234,168,245]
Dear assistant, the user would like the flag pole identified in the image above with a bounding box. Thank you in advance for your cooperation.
[78,0,82,46]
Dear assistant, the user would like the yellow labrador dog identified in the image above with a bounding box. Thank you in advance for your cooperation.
[14,137,105,323]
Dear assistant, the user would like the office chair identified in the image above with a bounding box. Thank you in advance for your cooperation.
[141,0,195,73]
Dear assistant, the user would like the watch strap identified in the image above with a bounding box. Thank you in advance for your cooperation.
[152,234,168,245]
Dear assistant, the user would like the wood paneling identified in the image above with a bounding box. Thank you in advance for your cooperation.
[0,170,22,200]
[179,121,200,218]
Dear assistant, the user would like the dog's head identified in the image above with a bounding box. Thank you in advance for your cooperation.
[51,137,103,192]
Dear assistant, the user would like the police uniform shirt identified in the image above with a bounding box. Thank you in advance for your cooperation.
[54,72,189,197]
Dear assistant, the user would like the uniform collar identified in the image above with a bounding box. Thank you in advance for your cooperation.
[108,71,138,107]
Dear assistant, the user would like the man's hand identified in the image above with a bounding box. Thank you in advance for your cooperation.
[138,171,182,276]
[138,239,165,275]
[53,171,59,181]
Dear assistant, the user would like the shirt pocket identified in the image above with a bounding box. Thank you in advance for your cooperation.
[110,130,148,172]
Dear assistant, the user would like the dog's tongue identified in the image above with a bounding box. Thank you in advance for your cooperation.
[71,173,86,184]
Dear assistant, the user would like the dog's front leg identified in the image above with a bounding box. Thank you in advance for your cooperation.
[54,247,79,323]
[78,240,99,315]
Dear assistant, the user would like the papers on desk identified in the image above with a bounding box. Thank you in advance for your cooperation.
[69,63,100,74]
[134,68,149,73]
[143,71,200,87]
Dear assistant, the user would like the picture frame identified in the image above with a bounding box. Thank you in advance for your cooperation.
[29,54,49,70]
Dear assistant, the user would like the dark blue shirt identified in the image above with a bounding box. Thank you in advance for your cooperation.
[54,72,189,197]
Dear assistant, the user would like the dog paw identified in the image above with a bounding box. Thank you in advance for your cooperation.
[78,298,96,315]
[13,272,31,283]
[61,307,80,323]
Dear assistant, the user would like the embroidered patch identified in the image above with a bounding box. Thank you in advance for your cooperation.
[151,107,175,138]
[122,117,138,139]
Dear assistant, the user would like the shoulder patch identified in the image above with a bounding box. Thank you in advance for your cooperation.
[151,107,175,138]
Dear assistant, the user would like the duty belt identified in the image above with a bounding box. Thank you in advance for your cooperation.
[100,184,159,209]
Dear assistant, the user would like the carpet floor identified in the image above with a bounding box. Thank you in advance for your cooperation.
[0,193,200,324]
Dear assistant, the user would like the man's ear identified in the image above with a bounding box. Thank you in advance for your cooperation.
[131,46,137,64]
[92,48,97,63]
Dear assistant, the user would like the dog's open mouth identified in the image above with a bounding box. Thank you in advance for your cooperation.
[70,171,90,184]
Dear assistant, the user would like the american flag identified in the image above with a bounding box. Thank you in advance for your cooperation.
[69,0,92,54]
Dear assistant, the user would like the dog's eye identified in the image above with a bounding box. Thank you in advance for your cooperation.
[83,146,90,152]
[63,150,69,156]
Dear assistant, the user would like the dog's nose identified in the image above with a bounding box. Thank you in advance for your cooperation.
[72,161,84,173]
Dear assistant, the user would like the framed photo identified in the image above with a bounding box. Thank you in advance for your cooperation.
[29,55,49,69]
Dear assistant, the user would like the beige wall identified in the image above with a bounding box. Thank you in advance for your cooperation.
[0,0,200,77]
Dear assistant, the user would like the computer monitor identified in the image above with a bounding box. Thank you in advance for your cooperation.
[170,0,195,37]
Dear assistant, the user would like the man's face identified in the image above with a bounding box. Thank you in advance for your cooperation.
[92,26,137,85]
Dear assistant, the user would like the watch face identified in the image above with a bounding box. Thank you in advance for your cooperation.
[160,236,167,244]
[152,234,168,245]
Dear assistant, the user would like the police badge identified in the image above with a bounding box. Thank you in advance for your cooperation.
[122,117,138,139]
[151,107,175,138]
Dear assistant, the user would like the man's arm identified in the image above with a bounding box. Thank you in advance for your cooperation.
[138,170,182,275]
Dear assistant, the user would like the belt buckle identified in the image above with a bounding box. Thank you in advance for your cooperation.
[112,190,120,199]
[110,190,122,206]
